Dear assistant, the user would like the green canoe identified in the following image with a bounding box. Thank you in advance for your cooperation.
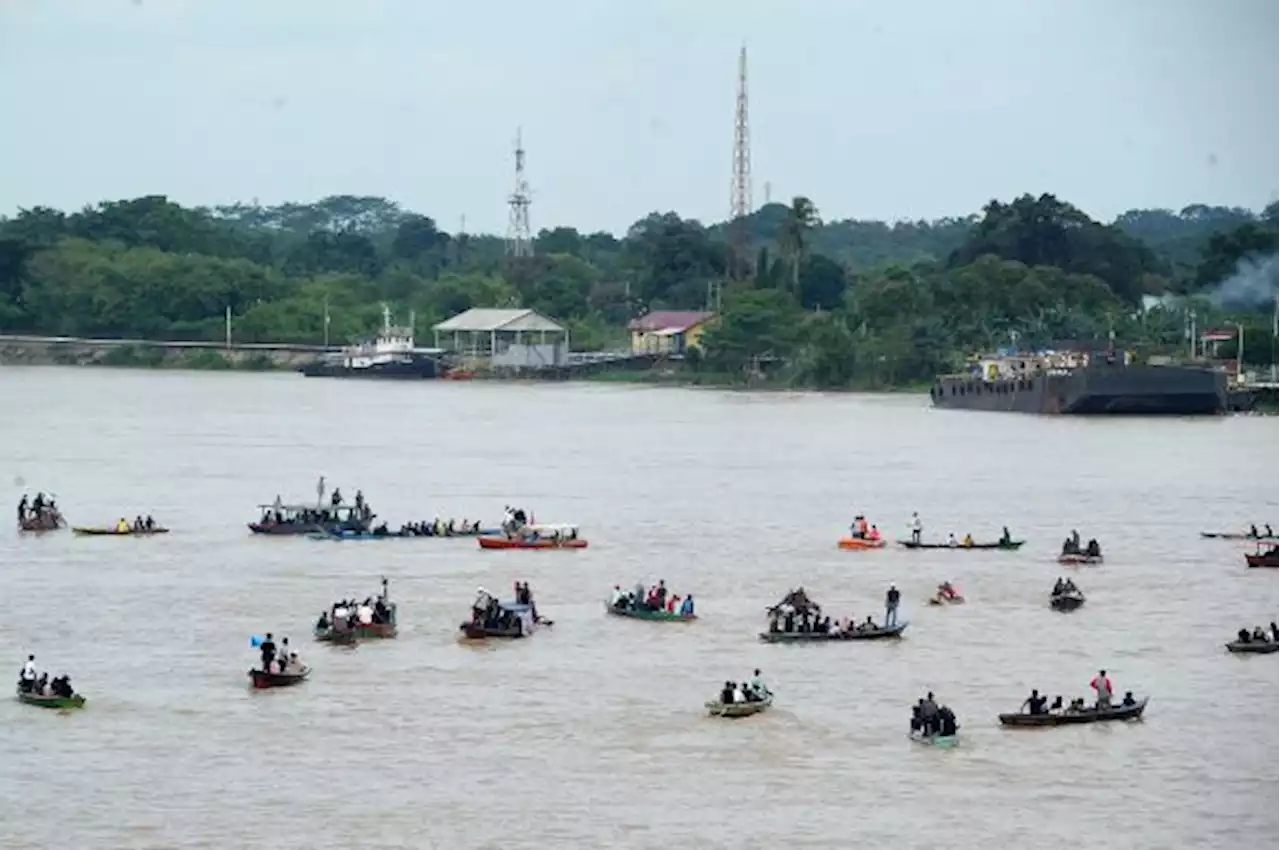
[909,732,958,748]
[17,690,86,709]
[605,602,697,622]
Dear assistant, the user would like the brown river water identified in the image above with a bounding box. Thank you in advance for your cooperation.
[0,367,1276,850]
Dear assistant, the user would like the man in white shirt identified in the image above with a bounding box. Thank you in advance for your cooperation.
[358,604,373,625]
[20,655,37,690]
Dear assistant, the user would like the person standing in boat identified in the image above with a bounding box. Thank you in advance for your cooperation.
[18,654,37,692]
[32,492,45,515]
[259,633,277,672]
[17,494,28,523]
[884,584,900,627]
[910,512,922,544]
[1090,669,1113,710]
[1000,526,1012,545]
[749,669,770,699]
[920,692,939,735]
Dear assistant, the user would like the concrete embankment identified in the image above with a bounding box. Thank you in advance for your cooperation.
[0,334,327,369]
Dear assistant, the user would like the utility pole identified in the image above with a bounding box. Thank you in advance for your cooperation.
[505,128,533,258]
[727,44,754,289]
[225,306,232,349]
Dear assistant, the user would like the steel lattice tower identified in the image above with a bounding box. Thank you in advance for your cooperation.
[505,127,533,257]
[728,44,753,283]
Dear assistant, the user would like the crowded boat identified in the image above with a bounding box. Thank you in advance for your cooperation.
[460,583,549,638]
[608,581,696,619]
[393,518,491,537]
[761,587,906,640]
[1059,529,1103,562]
[248,632,309,687]
[16,492,64,531]
[314,578,397,640]
[909,691,959,742]
[838,513,886,549]
[16,654,83,707]
[1050,577,1085,611]
[249,486,375,535]
[706,669,773,717]
[1227,623,1280,653]
[1000,671,1146,726]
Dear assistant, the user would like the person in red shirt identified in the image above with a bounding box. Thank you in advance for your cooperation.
[1090,669,1113,709]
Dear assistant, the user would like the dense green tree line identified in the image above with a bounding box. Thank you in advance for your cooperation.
[0,192,1274,386]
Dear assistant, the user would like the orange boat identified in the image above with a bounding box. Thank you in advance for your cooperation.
[478,524,588,550]
[837,536,886,551]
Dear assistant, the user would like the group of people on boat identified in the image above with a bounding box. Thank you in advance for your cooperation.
[1246,524,1275,539]
[16,493,62,528]
[715,669,771,705]
[1051,577,1081,597]
[1061,530,1102,558]
[910,692,958,738]
[393,518,486,537]
[611,581,695,616]
[1234,623,1279,645]
[115,515,159,533]
[933,581,962,602]
[256,633,304,674]
[16,655,76,698]
[470,583,541,632]
[847,514,882,542]
[1020,669,1134,715]
[767,607,884,636]
[501,506,531,536]
[316,579,394,632]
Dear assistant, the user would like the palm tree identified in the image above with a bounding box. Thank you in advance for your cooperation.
[776,196,821,296]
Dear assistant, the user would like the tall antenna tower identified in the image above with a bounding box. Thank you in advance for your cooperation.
[728,44,753,284]
[505,127,533,257]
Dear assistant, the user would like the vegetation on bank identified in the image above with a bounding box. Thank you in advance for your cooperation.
[0,193,1276,388]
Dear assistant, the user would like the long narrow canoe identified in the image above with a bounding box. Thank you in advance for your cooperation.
[706,694,772,718]
[73,527,170,536]
[1200,531,1277,541]
[759,622,907,643]
[605,603,696,622]
[247,667,310,689]
[309,528,500,540]
[17,690,86,709]
[909,732,959,748]
[998,697,1148,727]
[897,540,1024,551]
[1226,640,1278,654]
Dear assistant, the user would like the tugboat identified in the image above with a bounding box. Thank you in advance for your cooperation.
[930,343,1228,415]
[300,305,445,379]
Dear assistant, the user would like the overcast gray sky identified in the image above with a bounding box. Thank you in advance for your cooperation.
[1,0,1275,234]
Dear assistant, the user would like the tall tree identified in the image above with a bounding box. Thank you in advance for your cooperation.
[776,196,821,296]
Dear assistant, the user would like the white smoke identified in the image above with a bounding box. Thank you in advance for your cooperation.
[1204,252,1279,309]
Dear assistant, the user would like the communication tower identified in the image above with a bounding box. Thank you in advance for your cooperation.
[505,128,533,257]
[728,45,754,284]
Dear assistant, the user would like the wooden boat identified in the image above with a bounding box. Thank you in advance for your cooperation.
[927,594,965,606]
[18,512,65,532]
[458,621,526,639]
[458,601,549,639]
[247,667,310,689]
[1226,640,1278,654]
[1058,553,1103,565]
[705,694,773,718]
[837,536,887,550]
[999,697,1147,727]
[1245,546,1279,568]
[314,608,397,641]
[478,525,587,550]
[72,526,169,536]
[1200,531,1278,541]
[310,526,500,540]
[248,502,370,536]
[909,731,958,748]
[897,539,1024,551]
[16,689,86,709]
[1049,591,1085,612]
[605,602,697,622]
[758,622,907,643]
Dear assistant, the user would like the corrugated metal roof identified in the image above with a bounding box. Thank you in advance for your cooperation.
[628,310,715,333]
[432,308,565,333]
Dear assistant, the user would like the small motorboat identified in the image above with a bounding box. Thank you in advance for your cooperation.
[16,689,86,709]
[705,693,773,718]
[837,536,887,550]
[1225,640,1279,654]
[247,667,310,689]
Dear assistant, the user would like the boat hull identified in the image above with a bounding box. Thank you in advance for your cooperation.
[1245,553,1279,568]
[706,694,772,718]
[248,668,310,689]
[605,603,696,622]
[758,623,907,643]
[73,527,169,536]
[311,528,499,540]
[1226,641,1278,654]
[1049,594,1085,611]
[909,732,958,748]
[931,363,1227,415]
[458,622,526,639]
[1058,554,1103,565]
[477,536,587,550]
[299,356,442,379]
[999,698,1148,727]
[1200,532,1278,542]
[898,540,1023,551]
[17,690,86,709]
[314,623,396,641]
[837,537,886,550]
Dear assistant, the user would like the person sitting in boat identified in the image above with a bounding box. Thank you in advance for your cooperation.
[962,533,974,547]
[115,517,129,533]
[1052,578,1066,596]
[1021,689,1048,715]
[1000,526,1012,545]
[50,675,73,699]
[910,699,924,733]
[868,525,882,542]
[937,705,958,737]
[679,595,695,617]
[719,681,736,705]
[947,533,958,547]
[938,581,957,600]
[1084,539,1101,558]
[1047,696,1063,714]
[857,615,877,632]
[1061,537,1078,556]
[1121,691,1136,707]
[1252,625,1268,642]
[330,488,343,507]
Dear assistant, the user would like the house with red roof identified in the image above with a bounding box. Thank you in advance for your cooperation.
[627,310,717,357]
